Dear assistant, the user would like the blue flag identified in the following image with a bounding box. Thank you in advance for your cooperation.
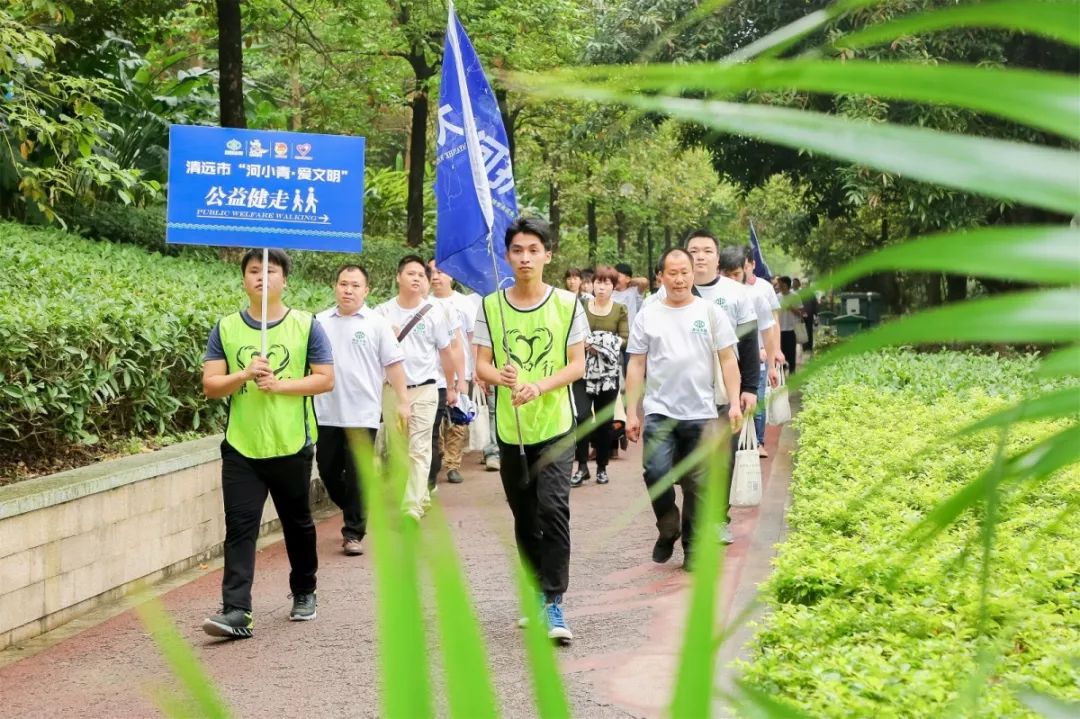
[749,220,772,281]
[434,3,516,296]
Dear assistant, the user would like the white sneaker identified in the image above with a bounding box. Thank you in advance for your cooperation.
[718,523,735,545]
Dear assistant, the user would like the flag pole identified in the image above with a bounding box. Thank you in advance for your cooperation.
[260,247,268,356]
[487,231,528,469]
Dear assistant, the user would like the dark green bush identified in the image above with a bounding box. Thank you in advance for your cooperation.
[0,222,332,452]
[65,201,175,254]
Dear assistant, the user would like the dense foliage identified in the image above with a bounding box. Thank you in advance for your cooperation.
[0,222,333,457]
[741,351,1080,717]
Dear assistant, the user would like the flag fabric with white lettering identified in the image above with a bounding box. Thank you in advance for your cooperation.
[434,2,516,296]
[749,220,772,281]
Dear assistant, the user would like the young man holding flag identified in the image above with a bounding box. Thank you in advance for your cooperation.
[200,249,334,638]
[474,217,587,644]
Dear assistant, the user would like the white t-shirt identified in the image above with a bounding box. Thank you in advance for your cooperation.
[777,289,804,332]
[627,297,737,421]
[313,305,404,429]
[434,291,477,380]
[611,286,642,329]
[428,297,462,388]
[374,297,453,386]
[745,277,781,352]
[474,286,589,349]
[643,275,753,339]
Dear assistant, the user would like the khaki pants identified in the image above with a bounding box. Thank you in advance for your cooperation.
[382,382,438,516]
[442,422,468,471]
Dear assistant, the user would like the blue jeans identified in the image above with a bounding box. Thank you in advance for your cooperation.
[642,415,708,556]
[754,362,766,445]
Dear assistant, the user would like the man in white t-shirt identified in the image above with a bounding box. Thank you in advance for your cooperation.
[314,265,410,555]
[428,260,475,485]
[776,275,805,375]
[375,255,461,520]
[625,248,743,568]
[742,247,784,450]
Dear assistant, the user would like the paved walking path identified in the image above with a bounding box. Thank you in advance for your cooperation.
[0,422,793,718]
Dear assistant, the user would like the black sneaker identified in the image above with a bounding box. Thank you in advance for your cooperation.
[596,468,609,485]
[289,592,317,621]
[447,469,464,484]
[652,532,680,564]
[570,467,590,487]
[202,607,253,639]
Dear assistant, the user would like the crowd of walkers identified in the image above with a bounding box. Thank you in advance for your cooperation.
[198,219,810,645]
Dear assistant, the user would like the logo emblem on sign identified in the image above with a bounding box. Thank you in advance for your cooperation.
[274,142,289,158]
[248,139,268,158]
[224,139,243,156]
[295,143,312,159]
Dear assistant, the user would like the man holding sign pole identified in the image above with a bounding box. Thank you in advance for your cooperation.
[201,249,334,638]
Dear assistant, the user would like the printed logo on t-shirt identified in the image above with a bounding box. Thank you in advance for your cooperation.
[414,321,427,335]
[352,330,367,347]
[691,319,708,337]
[714,297,726,307]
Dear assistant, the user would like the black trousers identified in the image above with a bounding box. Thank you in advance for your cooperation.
[497,432,574,599]
[802,315,815,352]
[316,425,376,541]
[780,329,798,376]
[572,379,620,470]
[220,440,318,612]
[428,387,448,488]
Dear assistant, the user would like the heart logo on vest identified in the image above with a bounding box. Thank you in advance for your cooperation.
[505,328,553,371]
[236,345,292,376]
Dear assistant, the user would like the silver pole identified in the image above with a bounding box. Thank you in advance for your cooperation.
[487,232,528,466]
[260,247,269,356]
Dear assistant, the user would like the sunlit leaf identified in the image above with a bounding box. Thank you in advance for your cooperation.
[835,0,1080,52]
[541,61,1080,140]
[1037,345,1080,378]
[520,86,1080,214]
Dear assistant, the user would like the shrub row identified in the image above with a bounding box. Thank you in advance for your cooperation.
[0,222,334,452]
[741,351,1079,718]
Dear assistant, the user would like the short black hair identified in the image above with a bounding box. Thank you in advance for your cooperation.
[504,216,553,251]
[614,262,633,276]
[684,229,718,250]
[744,245,756,264]
[581,269,594,281]
[658,247,693,272]
[241,248,290,277]
[397,254,431,279]
[564,267,582,280]
[778,275,792,290]
[719,245,746,273]
[335,264,369,284]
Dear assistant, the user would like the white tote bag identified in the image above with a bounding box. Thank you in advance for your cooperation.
[765,366,792,425]
[731,420,763,507]
[794,319,809,345]
[467,383,490,452]
[708,322,729,407]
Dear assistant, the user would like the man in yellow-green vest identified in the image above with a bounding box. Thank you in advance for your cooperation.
[201,249,335,639]
[474,217,586,645]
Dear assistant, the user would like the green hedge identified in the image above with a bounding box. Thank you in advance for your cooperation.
[741,351,1079,717]
[0,222,333,450]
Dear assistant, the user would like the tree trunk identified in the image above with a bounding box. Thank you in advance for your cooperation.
[945,274,967,303]
[614,208,627,254]
[927,274,944,307]
[289,47,302,131]
[495,87,515,166]
[406,88,428,247]
[646,226,654,287]
[216,0,245,128]
[663,226,672,252]
[587,199,598,266]
[549,180,560,251]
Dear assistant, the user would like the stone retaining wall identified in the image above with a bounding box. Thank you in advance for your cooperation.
[0,435,328,650]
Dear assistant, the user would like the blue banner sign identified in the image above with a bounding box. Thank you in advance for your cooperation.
[166,125,365,252]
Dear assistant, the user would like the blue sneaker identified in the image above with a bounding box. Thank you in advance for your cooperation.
[545,596,573,644]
